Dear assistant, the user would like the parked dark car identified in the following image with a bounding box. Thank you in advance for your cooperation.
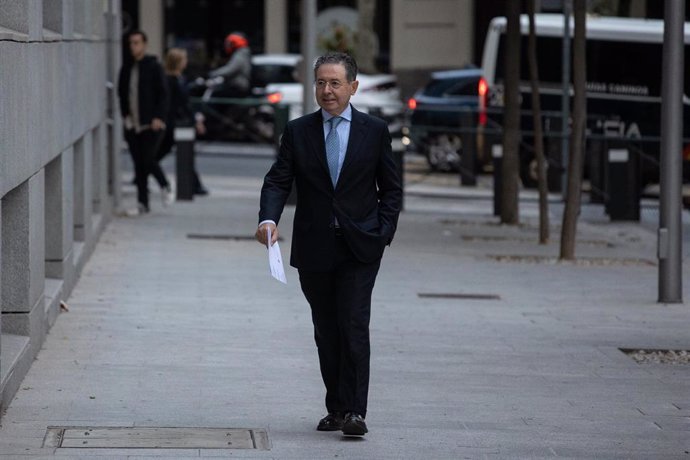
[404,68,484,171]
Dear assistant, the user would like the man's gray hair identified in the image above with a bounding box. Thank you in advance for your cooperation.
[313,52,358,82]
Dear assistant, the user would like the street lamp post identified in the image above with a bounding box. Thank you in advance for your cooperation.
[658,0,684,303]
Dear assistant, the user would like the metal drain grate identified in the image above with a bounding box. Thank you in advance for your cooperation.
[43,427,270,450]
[418,292,501,300]
[187,233,283,242]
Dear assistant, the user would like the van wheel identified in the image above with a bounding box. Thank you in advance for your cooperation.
[426,134,462,172]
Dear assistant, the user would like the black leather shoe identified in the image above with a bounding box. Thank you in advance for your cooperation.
[317,412,344,431]
[341,413,368,436]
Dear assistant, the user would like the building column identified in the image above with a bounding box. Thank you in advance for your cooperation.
[45,148,75,283]
[107,0,123,207]
[99,123,112,213]
[1,172,46,346]
[27,0,42,41]
[40,0,75,37]
[73,134,93,242]
[0,200,3,378]
[91,125,104,214]
[91,122,112,218]
[139,0,163,58]
[391,0,474,97]
[63,0,74,39]
[264,0,287,53]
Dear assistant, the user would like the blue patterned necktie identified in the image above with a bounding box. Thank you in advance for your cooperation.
[326,116,343,186]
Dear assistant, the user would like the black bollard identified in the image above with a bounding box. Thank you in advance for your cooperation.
[492,144,503,216]
[460,113,477,186]
[174,126,196,201]
[588,138,606,204]
[606,144,640,221]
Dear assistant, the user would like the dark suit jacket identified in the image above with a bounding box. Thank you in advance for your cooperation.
[259,106,403,271]
[117,55,168,125]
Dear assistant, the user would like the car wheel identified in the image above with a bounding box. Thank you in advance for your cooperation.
[426,134,462,172]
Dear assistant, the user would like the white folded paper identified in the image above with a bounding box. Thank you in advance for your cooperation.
[266,227,287,284]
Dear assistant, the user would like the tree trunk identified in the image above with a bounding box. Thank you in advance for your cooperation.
[559,0,586,260]
[500,0,521,225]
[527,0,549,244]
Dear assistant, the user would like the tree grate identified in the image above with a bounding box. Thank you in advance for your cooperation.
[460,234,614,247]
[620,348,690,365]
[418,292,501,300]
[42,426,270,450]
[487,254,655,266]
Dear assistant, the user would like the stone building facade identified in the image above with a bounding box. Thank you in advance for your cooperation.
[0,0,122,413]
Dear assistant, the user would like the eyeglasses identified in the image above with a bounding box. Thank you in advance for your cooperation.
[315,80,346,90]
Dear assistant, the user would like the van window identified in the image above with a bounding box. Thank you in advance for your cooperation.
[446,79,480,96]
[423,78,463,97]
[494,36,563,87]
[494,33,687,98]
[586,40,661,97]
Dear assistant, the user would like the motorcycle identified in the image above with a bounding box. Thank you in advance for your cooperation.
[187,76,280,143]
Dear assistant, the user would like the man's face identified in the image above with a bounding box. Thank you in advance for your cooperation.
[315,63,358,116]
[129,34,146,61]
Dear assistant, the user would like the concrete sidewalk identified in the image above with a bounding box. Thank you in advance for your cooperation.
[0,158,689,459]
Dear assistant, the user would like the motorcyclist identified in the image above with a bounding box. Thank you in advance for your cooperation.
[208,32,252,97]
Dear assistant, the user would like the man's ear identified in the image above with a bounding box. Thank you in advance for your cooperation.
[350,80,359,95]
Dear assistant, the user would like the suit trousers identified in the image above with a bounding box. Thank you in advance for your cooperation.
[298,234,381,418]
[125,128,167,207]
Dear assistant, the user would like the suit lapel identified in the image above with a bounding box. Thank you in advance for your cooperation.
[304,110,332,182]
[337,107,368,187]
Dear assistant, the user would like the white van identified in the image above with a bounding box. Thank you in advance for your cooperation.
[479,14,690,189]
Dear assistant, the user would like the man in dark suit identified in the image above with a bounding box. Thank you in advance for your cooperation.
[255,52,402,436]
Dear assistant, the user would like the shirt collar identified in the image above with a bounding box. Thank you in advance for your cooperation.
[322,104,352,124]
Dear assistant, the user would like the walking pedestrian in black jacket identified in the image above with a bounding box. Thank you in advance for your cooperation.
[117,30,171,213]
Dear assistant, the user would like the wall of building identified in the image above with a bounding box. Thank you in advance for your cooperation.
[391,0,474,98]
[0,0,122,415]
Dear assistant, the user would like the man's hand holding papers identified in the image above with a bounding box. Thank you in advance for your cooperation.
[266,226,287,284]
